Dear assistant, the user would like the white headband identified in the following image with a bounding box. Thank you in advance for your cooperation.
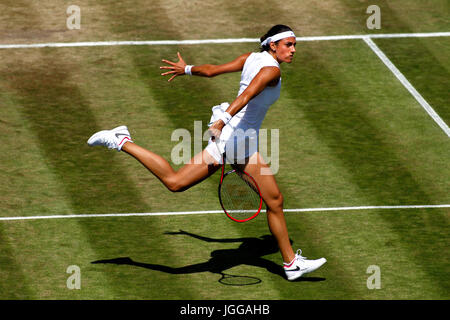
[261,31,296,47]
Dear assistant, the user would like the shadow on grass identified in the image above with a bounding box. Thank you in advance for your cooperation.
[92,230,326,286]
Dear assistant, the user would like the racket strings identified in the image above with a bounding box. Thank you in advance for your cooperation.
[220,171,261,220]
[235,170,260,194]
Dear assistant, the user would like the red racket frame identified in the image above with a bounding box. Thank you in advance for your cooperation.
[218,159,263,222]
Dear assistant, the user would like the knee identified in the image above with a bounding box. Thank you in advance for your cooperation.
[266,192,284,212]
[165,176,185,193]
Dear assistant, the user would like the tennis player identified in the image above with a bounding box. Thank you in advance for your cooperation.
[88,25,326,280]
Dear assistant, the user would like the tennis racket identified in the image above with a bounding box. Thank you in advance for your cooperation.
[215,140,263,222]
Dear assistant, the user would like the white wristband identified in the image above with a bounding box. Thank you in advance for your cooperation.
[184,65,193,75]
[219,112,232,125]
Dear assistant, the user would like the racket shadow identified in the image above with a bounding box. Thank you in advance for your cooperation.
[91,230,326,285]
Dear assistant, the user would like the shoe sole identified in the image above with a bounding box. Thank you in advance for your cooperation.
[87,126,129,146]
[87,130,109,146]
[286,258,327,281]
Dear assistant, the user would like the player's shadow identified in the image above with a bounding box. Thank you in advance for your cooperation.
[91,230,326,286]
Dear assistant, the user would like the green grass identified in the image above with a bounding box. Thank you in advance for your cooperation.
[0,0,449,300]
[1,209,448,299]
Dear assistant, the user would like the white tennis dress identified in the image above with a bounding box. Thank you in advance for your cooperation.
[206,51,281,163]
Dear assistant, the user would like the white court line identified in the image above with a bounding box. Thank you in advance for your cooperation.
[0,32,449,49]
[363,37,450,137]
[0,204,448,221]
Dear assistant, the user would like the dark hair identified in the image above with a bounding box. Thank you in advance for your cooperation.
[260,24,293,52]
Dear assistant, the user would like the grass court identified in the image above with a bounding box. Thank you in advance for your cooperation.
[0,0,448,300]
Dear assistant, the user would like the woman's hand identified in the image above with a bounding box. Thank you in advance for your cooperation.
[208,119,225,142]
[160,52,188,82]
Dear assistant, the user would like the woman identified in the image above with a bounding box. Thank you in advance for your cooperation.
[88,25,326,281]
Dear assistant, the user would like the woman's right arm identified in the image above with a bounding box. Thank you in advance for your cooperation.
[160,52,251,82]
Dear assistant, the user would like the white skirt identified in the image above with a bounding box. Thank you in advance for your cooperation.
[205,102,258,164]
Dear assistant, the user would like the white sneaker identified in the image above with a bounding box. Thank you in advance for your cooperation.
[87,125,132,151]
[284,249,326,281]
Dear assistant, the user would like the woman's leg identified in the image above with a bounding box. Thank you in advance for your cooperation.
[121,141,221,192]
[241,152,295,263]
